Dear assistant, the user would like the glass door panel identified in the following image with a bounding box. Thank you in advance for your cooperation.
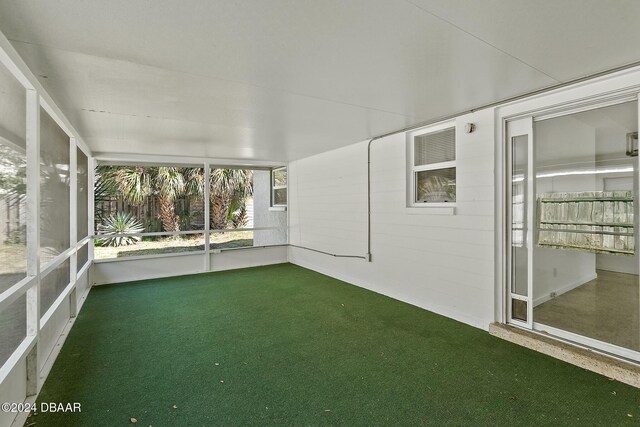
[507,118,534,327]
[532,99,640,357]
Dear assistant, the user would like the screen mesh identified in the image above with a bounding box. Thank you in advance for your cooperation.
[40,258,70,315]
[0,62,27,293]
[40,108,70,267]
[77,242,89,272]
[0,293,26,367]
[77,148,88,240]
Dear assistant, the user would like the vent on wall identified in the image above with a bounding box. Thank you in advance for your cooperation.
[626,131,638,157]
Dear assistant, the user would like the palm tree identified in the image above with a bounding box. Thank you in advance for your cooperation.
[209,169,253,230]
[98,166,187,232]
[95,166,252,232]
[154,167,186,232]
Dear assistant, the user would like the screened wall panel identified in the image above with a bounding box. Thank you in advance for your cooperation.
[77,242,88,272]
[40,109,70,267]
[40,259,70,315]
[77,148,89,240]
[0,61,27,293]
[0,293,26,367]
[94,166,205,258]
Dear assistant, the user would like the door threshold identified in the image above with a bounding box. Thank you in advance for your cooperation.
[489,322,640,389]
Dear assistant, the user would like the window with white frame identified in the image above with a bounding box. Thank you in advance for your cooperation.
[409,123,456,204]
[271,167,287,206]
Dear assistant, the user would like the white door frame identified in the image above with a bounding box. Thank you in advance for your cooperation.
[497,79,640,362]
[505,117,534,329]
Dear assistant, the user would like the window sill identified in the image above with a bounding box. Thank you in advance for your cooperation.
[269,206,287,212]
[405,205,456,215]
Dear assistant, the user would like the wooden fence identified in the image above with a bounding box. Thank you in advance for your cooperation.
[96,196,205,232]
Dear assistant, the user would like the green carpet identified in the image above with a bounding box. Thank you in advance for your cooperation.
[30,263,640,426]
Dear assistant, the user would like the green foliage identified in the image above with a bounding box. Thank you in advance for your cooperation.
[0,144,26,197]
[94,166,118,225]
[210,169,253,229]
[6,225,26,244]
[96,212,144,247]
[94,166,254,232]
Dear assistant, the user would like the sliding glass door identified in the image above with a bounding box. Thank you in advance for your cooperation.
[506,98,640,361]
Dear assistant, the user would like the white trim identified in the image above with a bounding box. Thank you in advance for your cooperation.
[94,152,277,168]
[404,206,455,215]
[406,120,457,207]
[94,229,205,238]
[533,323,640,364]
[92,227,279,239]
[413,160,456,173]
[24,88,40,397]
[268,206,287,212]
[271,166,288,207]
[505,116,534,328]
[93,250,206,263]
[533,94,638,122]
[532,272,598,307]
[77,258,91,278]
[69,138,78,285]
[39,280,74,327]
[40,248,74,277]
[0,336,36,385]
[497,68,640,362]
[0,276,36,313]
[204,162,211,271]
[88,156,96,263]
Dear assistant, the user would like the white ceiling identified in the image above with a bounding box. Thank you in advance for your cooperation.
[0,0,639,162]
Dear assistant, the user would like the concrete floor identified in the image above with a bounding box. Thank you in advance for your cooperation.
[534,270,640,351]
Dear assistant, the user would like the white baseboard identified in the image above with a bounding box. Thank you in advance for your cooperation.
[533,272,598,307]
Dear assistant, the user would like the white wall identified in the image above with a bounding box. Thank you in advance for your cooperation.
[252,170,287,246]
[289,109,496,330]
[0,357,26,427]
[92,247,288,285]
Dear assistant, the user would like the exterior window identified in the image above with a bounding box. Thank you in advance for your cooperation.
[408,123,456,204]
[271,167,287,206]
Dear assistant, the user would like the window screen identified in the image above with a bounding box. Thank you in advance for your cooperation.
[40,109,70,267]
[0,61,27,293]
[40,258,70,314]
[77,148,88,240]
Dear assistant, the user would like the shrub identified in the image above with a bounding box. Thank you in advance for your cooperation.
[96,213,144,247]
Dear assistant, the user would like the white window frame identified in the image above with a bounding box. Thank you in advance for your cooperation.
[271,166,287,208]
[407,120,457,208]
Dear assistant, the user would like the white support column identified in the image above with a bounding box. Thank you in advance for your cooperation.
[69,137,78,317]
[204,162,210,271]
[69,138,77,281]
[25,89,40,396]
[88,156,96,264]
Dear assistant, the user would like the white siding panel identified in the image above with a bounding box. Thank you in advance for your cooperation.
[0,357,26,427]
[92,254,206,285]
[209,247,287,272]
[289,109,496,329]
[38,299,70,370]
